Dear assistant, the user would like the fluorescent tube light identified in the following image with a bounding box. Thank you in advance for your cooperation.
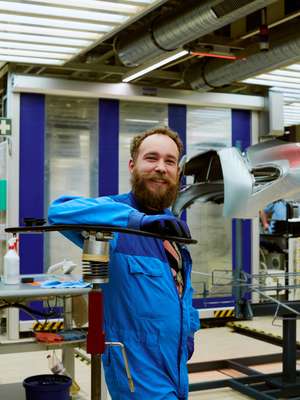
[0,0,160,66]
[122,49,189,83]
[0,13,114,32]
[0,55,64,64]
[0,23,100,40]
[0,32,91,47]
[0,42,78,54]
[259,73,300,84]
[29,0,142,14]
[242,78,300,90]
[0,49,70,60]
[271,87,300,95]
[286,63,300,72]
[269,69,300,79]
[0,1,128,24]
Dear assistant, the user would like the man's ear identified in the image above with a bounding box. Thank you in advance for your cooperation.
[128,158,134,173]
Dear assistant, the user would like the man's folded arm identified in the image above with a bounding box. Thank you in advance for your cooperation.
[48,195,143,247]
[47,195,191,247]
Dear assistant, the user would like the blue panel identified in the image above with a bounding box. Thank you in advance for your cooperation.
[99,99,119,196]
[168,104,187,152]
[232,109,251,151]
[19,93,45,275]
[242,219,252,276]
[193,296,235,309]
[168,104,187,220]
[232,110,252,302]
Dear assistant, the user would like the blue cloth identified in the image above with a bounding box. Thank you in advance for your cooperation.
[48,192,200,400]
[264,200,287,233]
[40,279,92,288]
[59,329,87,341]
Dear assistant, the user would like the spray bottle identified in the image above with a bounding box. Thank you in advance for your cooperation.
[3,237,20,284]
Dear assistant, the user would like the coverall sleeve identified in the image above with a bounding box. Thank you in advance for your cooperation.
[264,202,274,214]
[187,288,200,360]
[48,195,144,247]
[190,304,200,334]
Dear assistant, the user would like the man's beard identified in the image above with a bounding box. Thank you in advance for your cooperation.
[131,169,179,212]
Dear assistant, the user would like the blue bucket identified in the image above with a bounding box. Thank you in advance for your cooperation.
[23,374,72,400]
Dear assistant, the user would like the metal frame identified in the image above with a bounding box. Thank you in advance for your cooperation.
[189,347,300,399]
[10,74,265,109]
[5,74,20,340]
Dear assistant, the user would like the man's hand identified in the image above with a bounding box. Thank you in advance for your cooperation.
[140,214,191,239]
[263,222,270,232]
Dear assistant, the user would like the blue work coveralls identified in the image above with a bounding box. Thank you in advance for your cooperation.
[48,192,200,400]
[264,200,287,233]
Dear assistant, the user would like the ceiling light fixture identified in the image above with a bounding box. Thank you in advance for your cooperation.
[0,1,128,24]
[242,78,300,90]
[0,55,63,64]
[28,0,141,14]
[122,49,189,83]
[0,13,114,32]
[0,23,100,40]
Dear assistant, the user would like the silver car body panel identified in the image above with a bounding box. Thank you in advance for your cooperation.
[173,140,300,219]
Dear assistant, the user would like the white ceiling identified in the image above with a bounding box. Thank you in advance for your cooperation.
[242,62,300,127]
[0,0,160,65]
[0,1,299,129]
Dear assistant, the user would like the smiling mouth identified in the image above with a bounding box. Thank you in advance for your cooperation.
[151,179,168,184]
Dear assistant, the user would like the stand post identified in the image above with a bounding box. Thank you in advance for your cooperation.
[282,313,297,384]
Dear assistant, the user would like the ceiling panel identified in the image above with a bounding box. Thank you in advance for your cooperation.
[0,0,160,65]
[241,63,300,127]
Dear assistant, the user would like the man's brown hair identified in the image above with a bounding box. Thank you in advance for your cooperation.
[130,127,183,162]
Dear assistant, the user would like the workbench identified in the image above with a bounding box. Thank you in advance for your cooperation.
[0,274,90,398]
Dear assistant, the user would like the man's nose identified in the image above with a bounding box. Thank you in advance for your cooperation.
[154,159,167,172]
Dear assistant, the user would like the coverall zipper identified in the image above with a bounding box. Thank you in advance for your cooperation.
[163,241,189,398]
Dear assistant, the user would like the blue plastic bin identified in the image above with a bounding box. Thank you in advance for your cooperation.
[23,374,71,400]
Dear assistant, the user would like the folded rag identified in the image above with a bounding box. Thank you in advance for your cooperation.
[35,332,63,343]
[59,329,87,341]
[40,279,92,289]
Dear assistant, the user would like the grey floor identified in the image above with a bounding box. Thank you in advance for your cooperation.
[0,316,297,399]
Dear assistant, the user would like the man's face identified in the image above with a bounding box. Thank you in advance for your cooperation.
[129,134,180,211]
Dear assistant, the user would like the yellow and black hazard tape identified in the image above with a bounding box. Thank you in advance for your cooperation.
[226,322,300,348]
[33,321,64,332]
[214,309,235,318]
[75,349,91,365]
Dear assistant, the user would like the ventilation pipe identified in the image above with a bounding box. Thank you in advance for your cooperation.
[186,35,300,91]
[117,0,277,67]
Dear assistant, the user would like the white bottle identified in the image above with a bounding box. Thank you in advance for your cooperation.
[3,237,20,284]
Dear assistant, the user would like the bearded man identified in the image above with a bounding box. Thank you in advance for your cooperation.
[48,127,200,400]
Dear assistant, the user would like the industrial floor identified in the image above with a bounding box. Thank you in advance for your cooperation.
[0,316,298,399]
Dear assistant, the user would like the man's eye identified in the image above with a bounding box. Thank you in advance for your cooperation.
[166,159,176,165]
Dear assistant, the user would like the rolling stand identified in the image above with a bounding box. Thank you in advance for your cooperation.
[6,222,196,400]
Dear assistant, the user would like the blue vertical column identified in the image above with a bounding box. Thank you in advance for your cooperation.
[98,99,119,196]
[232,109,252,317]
[19,93,45,275]
[168,104,187,220]
[168,104,187,152]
